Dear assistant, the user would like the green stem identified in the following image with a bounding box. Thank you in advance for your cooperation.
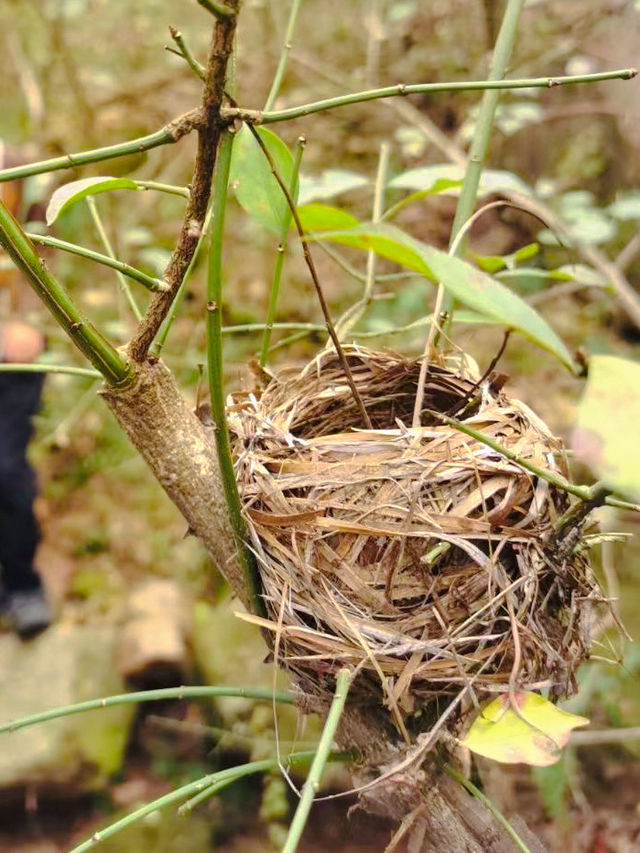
[152,203,214,357]
[440,0,525,329]
[0,199,133,387]
[281,668,352,853]
[263,0,303,111]
[431,409,607,506]
[0,686,294,734]
[0,363,101,379]
[168,26,205,80]
[223,68,637,124]
[0,110,201,183]
[207,129,264,616]
[69,753,318,853]
[445,764,533,853]
[449,0,526,253]
[27,232,168,292]
[135,179,190,198]
[336,142,389,339]
[259,135,305,365]
[85,196,143,321]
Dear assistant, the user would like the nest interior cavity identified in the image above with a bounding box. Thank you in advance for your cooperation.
[229,346,598,723]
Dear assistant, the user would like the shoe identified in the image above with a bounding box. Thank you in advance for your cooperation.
[3,588,52,639]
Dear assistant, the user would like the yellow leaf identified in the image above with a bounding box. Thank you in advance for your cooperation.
[460,692,588,767]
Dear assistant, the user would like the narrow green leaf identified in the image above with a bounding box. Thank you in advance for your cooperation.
[46,177,139,225]
[308,219,576,371]
[461,692,588,767]
[383,179,464,220]
[573,355,640,501]
[229,125,295,234]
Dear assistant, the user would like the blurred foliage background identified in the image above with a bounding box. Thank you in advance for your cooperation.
[1,0,640,850]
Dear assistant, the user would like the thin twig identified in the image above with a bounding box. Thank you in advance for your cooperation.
[0,108,202,183]
[260,135,305,365]
[0,686,294,734]
[27,232,168,293]
[85,196,143,322]
[246,123,372,428]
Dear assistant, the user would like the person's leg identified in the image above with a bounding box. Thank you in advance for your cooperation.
[0,372,50,636]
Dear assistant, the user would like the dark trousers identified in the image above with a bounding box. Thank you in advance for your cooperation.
[0,372,44,593]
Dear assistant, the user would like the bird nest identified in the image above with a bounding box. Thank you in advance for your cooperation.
[229,346,598,726]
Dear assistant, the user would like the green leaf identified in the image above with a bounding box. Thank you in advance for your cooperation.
[573,355,640,500]
[229,125,295,234]
[461,692,588,767]
[389,164,532,196]
[383,179,464,220]
[298,170,368,204]
[297,203,360,232]
[308,219,576,371]
[46,177,139,225]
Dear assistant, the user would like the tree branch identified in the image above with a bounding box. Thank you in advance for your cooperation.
[221,68,637,125]
[128,2,239,362]
[0,109,202,183]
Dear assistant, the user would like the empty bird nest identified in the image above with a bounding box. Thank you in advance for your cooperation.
[228,345,600,728]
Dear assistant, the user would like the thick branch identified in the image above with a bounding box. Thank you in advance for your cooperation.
[128,2,239,362]
[101,359,253,610]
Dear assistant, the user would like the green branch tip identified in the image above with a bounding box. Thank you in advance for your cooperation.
[28,233,168,292]
[222,69,637,124]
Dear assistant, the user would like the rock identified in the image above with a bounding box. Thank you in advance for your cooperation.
[116,580,189,687]
[0,621,133,796]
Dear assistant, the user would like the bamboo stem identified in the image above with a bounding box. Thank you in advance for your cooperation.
[264,0,304,111]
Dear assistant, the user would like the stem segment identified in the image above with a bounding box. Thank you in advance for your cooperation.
[259,135,305,365]
[207,130,264,615]
[0,199,133,387]
[223,68,637,124]
[281,668,352,853]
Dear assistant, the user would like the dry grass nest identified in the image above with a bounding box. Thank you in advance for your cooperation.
[229,345,600,728]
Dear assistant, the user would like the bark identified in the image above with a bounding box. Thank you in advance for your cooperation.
[100,358,251,610]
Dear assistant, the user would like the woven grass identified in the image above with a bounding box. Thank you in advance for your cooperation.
[229,345,598,725]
